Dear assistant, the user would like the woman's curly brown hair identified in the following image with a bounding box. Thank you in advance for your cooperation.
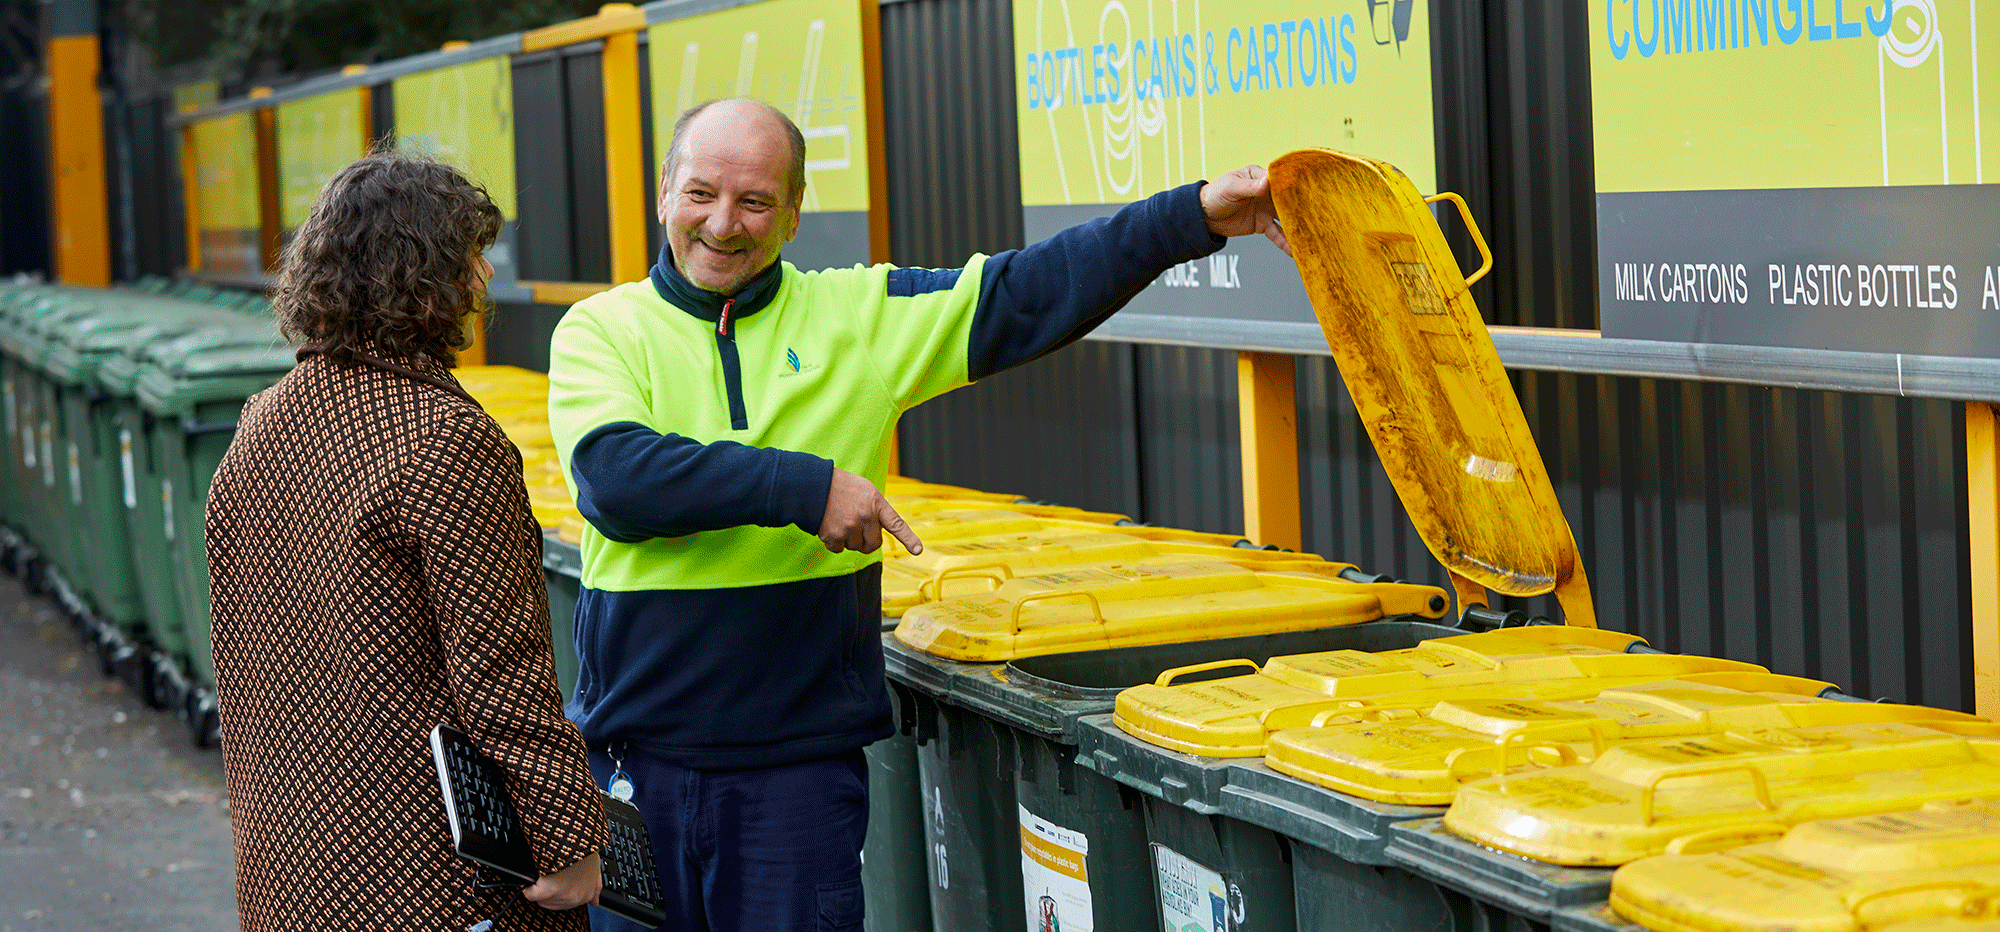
[273,152,502,366]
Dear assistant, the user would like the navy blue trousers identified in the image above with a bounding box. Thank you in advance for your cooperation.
[586,744,869,932]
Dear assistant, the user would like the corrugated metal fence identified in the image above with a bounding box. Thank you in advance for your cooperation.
[888,0,1976,713]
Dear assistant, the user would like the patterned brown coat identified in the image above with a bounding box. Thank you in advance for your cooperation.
[206,349,605,932]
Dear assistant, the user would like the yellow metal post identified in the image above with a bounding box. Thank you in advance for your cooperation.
[1967,402,2000,717]
[47,34,111,285]
[1236,351,1301,551]
[180,117,203,272]
[598,7,648,285]
[346,65,374,149]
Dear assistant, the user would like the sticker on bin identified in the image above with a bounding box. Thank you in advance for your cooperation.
[119,428,136,509]
[880,529,1344,616]
[893,560,1450,662]
[1153,844,1231,932]
[1020,806,1092,932]
[1113,645,1770,759]
[1262,674,1976,805]
[1609,796,2000,932]
[1443,718,2000,867]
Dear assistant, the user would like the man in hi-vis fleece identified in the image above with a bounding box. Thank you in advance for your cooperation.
[547,97,1289,932]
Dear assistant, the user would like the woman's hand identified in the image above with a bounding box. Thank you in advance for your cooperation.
[522,851,602,910]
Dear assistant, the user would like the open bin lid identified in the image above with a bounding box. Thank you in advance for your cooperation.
[1270,147,1595,627]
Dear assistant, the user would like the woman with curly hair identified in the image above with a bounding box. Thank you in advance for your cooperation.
[205,153,605,931]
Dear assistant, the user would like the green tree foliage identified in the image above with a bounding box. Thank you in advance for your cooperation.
[126,0,607,71]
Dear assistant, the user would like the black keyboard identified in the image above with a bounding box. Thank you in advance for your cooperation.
[598,794,668,927]
[431,724,668,928]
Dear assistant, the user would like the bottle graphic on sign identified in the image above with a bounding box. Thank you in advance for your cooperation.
[1039,892,1060,932]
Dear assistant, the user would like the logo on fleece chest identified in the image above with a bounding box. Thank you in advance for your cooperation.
[777,347,822,379]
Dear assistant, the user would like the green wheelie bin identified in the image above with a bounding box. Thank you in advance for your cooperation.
[135,332,293,747]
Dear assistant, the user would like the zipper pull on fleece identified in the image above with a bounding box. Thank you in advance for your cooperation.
[717,298,734,337]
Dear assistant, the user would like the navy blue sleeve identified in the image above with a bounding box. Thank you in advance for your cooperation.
[569,422,835,543]
[967,181,1226,380]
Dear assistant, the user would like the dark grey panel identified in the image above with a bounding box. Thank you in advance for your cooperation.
[564,49,611,283]
[898,340,1142,518]
[512,53,575,282]
[1429,0,1598,330]
[129,96,175,277]
[484,300,567,374]
[881,0,1023,268]
[1599,186,2000,356]
[789,212,870,272]
[1130,344,1243,537]
[370,81,394,147]
[1024,204,1310,324]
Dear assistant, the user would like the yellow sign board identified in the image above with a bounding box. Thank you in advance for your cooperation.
[646,0,872,214]
[1591,0,1999,191]
[394,58,518,218]
[1014,0,1437,206]
[191,112,262,274]
[277,89,366,230]
[192,113,259,230]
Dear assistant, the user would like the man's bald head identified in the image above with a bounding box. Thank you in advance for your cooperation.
[662,99,807,207]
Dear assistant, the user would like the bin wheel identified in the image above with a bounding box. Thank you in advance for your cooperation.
[94,636,118,679]
[20,556,45,596]
[186,696,220,750]
[137,660,170,711]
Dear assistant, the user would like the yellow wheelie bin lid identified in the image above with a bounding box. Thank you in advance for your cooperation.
[892,495,1134,525]
[1443,718,2000,866]
[1262,674,1972,806]
[883,476,1025,503]
[1271,147,1595,628]
[1111,628,1765,757]
[1609,796,2000,932]
[879,528,1347,615]
[889,509,1251,553]
[893,559,1450,662]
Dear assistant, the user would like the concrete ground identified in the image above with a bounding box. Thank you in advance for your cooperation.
[0,569,238,932]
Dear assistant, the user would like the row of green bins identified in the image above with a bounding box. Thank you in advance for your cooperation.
[98,313,279,721]
[882,607,1461,932]
[41,293,222,685]
[134,330,295,745]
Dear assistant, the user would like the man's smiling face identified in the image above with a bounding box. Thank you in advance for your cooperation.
[657,101,801,296]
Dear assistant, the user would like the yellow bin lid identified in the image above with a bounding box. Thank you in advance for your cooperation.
[1272,148,1594,626]
[1443,718,2000,866]
[1610,796,2000,932]
[1112,629,1764,758]
[892,496,1134,525]
[1261,675,1978,806]
[893,559,1450,662]
[880,529,1343,616]
[883,476,1026,503]
[890,509,1250,555]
